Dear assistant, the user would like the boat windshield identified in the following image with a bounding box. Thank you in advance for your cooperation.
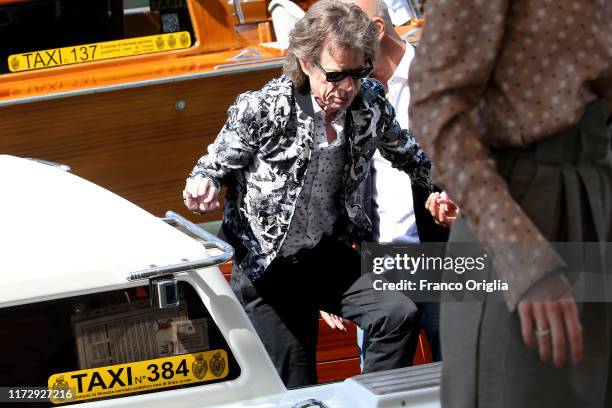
[0,281,241,405]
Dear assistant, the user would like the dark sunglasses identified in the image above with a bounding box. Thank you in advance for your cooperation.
[314,59,374,83]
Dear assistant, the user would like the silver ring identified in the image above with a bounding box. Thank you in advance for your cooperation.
[535,328,550,338]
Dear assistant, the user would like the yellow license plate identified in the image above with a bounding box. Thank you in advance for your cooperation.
[48,349,229,404]
[8,31,192,73]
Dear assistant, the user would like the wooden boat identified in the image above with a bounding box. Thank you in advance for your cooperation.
[0,0,427,385]
[0,0,304,223]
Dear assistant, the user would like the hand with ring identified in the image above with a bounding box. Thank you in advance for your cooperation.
[517,273,583,368]
[534,327,550,339]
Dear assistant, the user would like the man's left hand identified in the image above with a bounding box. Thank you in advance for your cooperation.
[517,273,583,368]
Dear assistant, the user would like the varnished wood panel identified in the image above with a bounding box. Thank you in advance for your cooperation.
[235,24,265,48]
[0,68,281,224]
[189,0,238,52]
[317,358,361,383]
[220,262,233,277]
[294,0,317,12]
[317,320,359,362]
[235,22,275,47]
[228,0,271,25]
[413,330,433,365]
[258,22,274,43]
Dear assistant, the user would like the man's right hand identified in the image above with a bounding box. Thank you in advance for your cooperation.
[183,177,220,214]
[425,191,459,227]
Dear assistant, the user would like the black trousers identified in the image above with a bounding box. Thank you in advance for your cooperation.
[227,231,420,388]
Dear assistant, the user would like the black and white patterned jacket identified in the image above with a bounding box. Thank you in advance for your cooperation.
[189,75,431,281]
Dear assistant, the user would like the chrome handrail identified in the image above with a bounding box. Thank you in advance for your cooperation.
[233,0,246,24]
[214,56,285,70]
[128,211,234,281]
[228,48,263,61]
[26,158,71,172]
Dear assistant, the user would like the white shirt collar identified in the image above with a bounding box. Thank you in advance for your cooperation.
[389,42,415,83]
[310,94,346,147]
[311,94,324,114]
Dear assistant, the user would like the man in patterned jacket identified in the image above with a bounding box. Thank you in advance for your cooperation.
[184,0,431,387]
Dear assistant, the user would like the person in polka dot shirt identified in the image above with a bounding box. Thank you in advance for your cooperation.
[410,1,611,407]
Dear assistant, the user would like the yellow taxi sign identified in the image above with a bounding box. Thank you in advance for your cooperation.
[8,31,192,73]
[48,349,229,404]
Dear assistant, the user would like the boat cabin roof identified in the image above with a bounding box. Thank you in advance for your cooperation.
[0,155,208,307]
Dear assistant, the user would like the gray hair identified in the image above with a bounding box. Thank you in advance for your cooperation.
[283,0,378,87]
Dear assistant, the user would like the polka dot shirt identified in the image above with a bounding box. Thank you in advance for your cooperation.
[409,0,612,309]
[279,96,347,257]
